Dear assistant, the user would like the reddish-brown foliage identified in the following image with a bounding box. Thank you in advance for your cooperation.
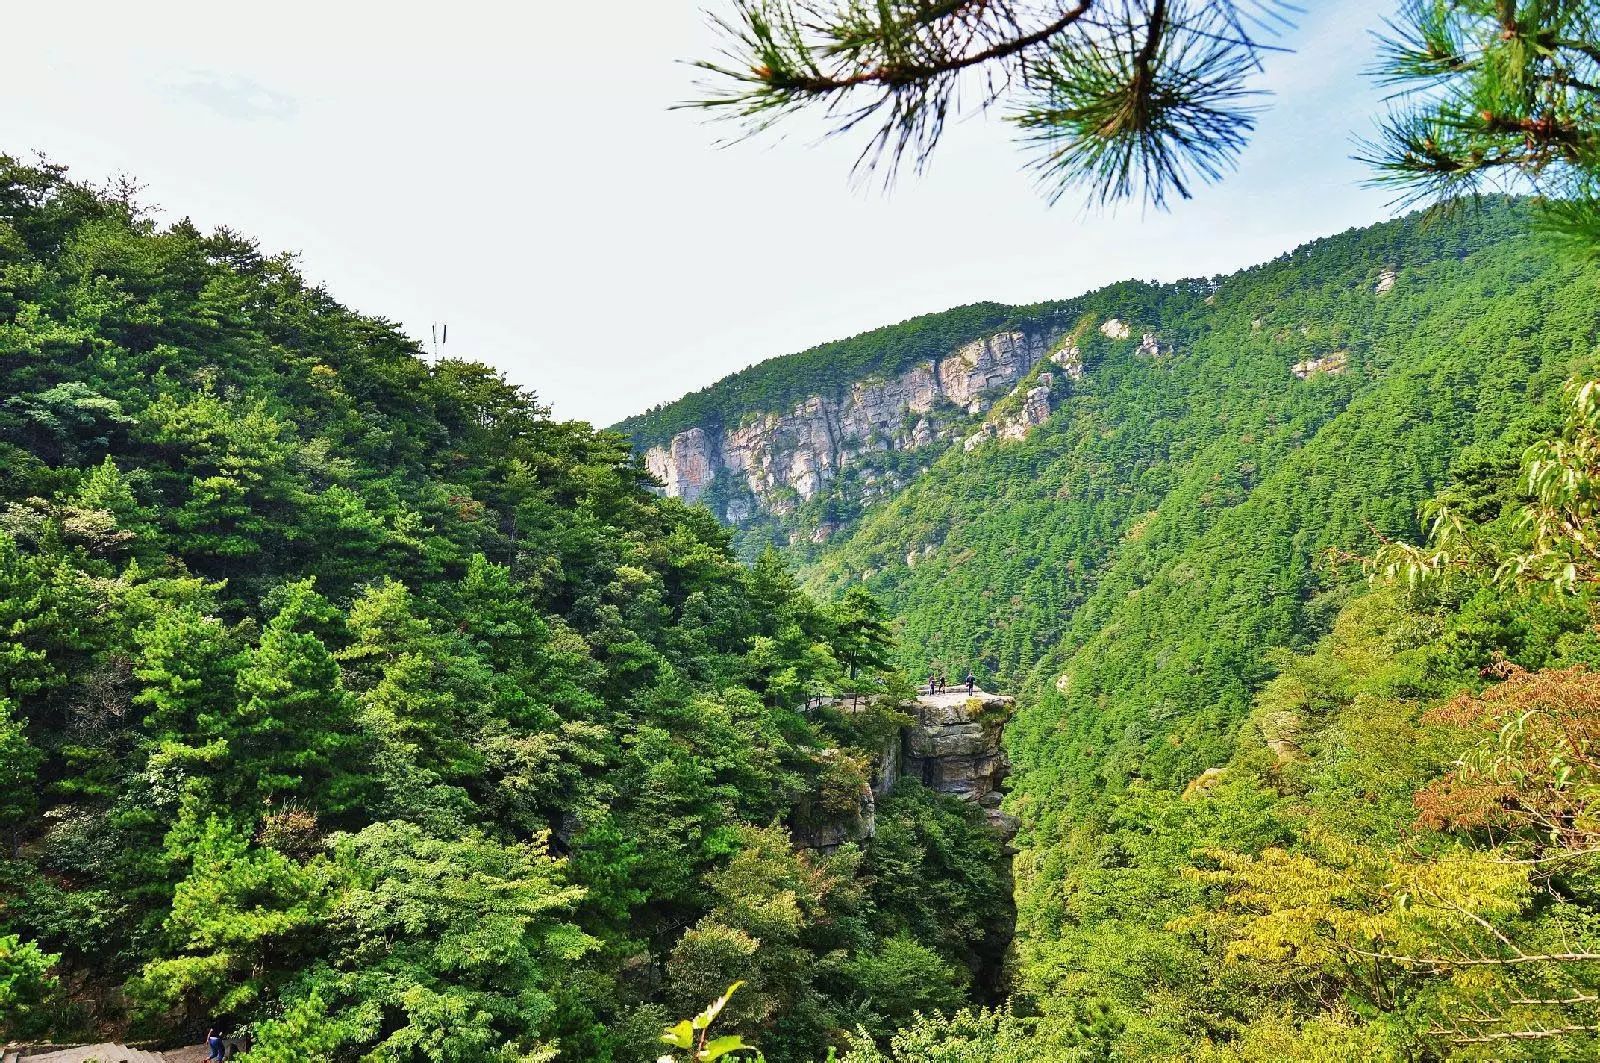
[1416,667,1600,844]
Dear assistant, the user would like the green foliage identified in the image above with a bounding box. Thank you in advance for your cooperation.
[661,981,762,1062]
[0,933,59,1040]
[622,196,1600,1058]
[1366,0,1600,256]
[687,1,1279,207]
[863,782,1010,983]
[838,1006,1042,1063]
[0,154,1002,1059]
[837,934,967,1039]
[16,143,1600,1062]
[0,695,40,830]
[250,822,592,1062]
[1004,404,1596,1058]
[829,585,896,680]
[688,0,1600,247]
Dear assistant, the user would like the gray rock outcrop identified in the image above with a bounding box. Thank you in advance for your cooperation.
[643,329,1052,521]
[902,692,1016,838]
[794,691,1016,853]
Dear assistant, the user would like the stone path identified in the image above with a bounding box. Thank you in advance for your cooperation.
[3,1046,212,1063]
[4,1047,167,1063]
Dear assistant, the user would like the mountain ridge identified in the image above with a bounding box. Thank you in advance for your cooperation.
[619,202,1539,565]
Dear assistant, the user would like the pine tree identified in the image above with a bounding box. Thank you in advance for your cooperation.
[690,0,1600,244]
[134,607,242,743]
[228,581,368,813]
[0,696,40,840]
[830,585,896,680]
[1366,0,1600,255]
[689,0,1281,207]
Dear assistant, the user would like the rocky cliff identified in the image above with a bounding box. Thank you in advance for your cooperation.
[902,692,1016,836]
[642,329,1063,530]
[791,691,1016,853]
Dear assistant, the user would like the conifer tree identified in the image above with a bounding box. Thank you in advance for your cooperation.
[689,0,1284,206]
[829,585,896,680]
[229,581,367,813]
[134,607,241,743]
[0,696,39,840]
[1367,0,1600,255]
[691,0,1600,244]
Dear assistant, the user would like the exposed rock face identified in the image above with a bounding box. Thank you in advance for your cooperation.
[793,691,1017,852]
[1100,318,1132,340]
[962,368,1062,452]
[790,783,876,851]
[1182,766,1226,799]
[643,426,718,505]
[1051,343,1085,380]
[1376,267,1398,294]
[642,329,1052,522]
[902,692,1016,838]
[997,374,1054,443]
[1291,351,1349,379]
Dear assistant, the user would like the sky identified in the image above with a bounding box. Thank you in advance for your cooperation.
[5,0,1401,426]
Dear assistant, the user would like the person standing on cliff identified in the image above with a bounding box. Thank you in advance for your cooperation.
[965,672,975,694]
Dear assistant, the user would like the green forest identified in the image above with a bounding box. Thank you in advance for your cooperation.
[10,0,1600,1057]
[7,32,1600,1059]
[0,157,1015,1061]
[616,196,1600,1058]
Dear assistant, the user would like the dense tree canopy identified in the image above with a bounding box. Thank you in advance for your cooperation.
[625,193,1600,1059]
[0,156,1010,1061]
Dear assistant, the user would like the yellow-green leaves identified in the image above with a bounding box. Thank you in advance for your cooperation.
[660,981,757,1061]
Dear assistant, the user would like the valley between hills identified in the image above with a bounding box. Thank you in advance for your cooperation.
[3,168,1600,1062]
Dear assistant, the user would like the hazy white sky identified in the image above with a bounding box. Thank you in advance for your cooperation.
[5,1,1399,426]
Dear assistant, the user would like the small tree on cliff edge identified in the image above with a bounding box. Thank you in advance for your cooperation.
[829,586,896,682]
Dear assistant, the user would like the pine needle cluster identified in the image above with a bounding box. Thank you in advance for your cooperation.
[1364,0,1600,255]
[686,0,1294,207]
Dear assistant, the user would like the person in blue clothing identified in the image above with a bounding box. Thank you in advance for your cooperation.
[965,672,975,694]
[207,1028,225,1062]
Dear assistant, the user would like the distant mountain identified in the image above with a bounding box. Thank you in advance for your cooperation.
[621,201,1594,690]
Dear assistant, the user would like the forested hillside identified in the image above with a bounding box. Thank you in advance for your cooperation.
[0,157,1014,1061]
[626,200,1600,1058]
[843,379,1600,1060]
[8,150,1600,1061]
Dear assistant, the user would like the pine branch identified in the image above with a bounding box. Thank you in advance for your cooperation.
[1432,1023,1600,1044]
[687,0,1286,203]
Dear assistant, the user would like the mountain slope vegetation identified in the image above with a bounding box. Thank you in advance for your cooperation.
[628,200,1600,1058]
[0,156,1010,1061]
